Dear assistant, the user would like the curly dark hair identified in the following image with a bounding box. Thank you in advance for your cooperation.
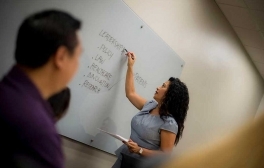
[48,87,71,120]
[159,77,189,145]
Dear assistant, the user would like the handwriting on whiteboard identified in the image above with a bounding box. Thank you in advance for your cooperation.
[80,29,147,93]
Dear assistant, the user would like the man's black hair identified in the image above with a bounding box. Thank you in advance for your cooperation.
[15,9,81,68]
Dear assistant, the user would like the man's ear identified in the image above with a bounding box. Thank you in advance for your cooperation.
[53,46,69,69]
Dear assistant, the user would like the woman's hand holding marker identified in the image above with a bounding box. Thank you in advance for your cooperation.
[126,51,136,67]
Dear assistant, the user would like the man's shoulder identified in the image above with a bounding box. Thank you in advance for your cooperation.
[0,78,62,163]
[0,79,54,132]
[0,80,38,113]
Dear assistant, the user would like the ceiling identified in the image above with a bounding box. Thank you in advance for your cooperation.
[215,0,264,80]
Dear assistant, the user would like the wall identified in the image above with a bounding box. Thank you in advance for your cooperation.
[60,0,264,167]
[255,94,264,119]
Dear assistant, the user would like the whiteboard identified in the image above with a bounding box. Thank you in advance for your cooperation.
[0,0,184,155]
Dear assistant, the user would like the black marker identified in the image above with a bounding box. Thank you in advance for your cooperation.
[124,49,134,60]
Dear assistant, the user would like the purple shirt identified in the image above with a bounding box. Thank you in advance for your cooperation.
[0,66,64,168]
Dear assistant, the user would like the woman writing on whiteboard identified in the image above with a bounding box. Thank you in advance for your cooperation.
[112,52,189,168]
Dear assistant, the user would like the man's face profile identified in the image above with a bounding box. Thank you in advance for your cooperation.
[58,31,83,88]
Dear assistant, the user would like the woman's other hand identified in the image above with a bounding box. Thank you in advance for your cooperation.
[126,139,140,153]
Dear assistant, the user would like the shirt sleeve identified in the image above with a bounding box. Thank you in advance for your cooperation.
[160,117,178,135]
[140,100,158,112]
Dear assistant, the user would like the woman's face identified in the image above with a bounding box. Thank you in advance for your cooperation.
[153,81,170,103]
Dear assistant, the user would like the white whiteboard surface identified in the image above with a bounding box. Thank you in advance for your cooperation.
[0,0,184,155]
